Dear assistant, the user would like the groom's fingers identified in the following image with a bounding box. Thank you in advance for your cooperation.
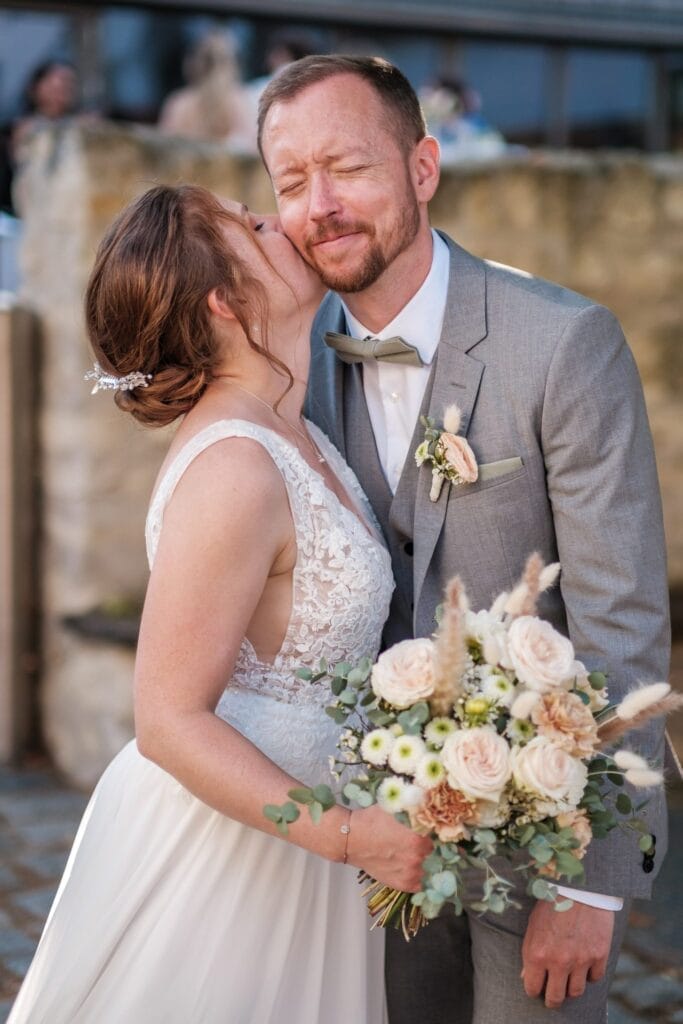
[544,968,570,1008]
[567,966,590,999]
[588,956,609,983]
[521,964,546,999]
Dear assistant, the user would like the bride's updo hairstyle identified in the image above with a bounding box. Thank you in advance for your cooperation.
[85,183,290,427]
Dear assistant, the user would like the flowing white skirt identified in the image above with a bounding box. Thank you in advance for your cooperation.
[8,740,386,1023]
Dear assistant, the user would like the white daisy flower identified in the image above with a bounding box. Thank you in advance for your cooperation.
[360,728,394,767]
[415,753,445,789]
[425,717,457,748]
[388,735,427,776]
[506,718,536,745]
[377,777,409,813]
[481,671,516,708]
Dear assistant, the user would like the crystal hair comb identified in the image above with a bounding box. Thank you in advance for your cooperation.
[85,362,153,394]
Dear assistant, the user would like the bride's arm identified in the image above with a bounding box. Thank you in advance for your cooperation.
[135,437,429,889]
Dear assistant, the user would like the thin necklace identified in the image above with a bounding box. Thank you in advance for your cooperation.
[214,376,326,464]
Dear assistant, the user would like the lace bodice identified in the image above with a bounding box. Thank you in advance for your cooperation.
[145,420,394,779]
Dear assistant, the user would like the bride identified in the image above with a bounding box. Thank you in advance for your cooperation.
[8,184,431,1024]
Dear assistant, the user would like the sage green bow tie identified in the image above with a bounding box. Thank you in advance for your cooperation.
[324,331,425,367]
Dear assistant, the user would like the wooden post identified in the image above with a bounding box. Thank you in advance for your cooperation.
[0,298,40,762]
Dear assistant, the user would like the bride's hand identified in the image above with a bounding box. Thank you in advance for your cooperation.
[345,805,432,892]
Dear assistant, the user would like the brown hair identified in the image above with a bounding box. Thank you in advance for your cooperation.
[257,55,426,160]
[85,184,292,428]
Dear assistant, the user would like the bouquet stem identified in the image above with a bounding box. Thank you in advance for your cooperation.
[358,873,428,941]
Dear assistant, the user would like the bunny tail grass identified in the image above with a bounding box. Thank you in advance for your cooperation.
[431,576,467,716]
[597,692,683,745]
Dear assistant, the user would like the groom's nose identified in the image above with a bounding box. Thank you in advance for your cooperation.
[307,172,341,224]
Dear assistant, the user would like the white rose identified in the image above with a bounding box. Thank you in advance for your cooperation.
[512,736,588,807]
[441,726,512,802]
[507,617,575,693]
[371,638,438,709]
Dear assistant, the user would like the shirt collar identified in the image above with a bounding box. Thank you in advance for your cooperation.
[340,229,450,366]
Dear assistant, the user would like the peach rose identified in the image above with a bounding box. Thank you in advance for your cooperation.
[540,808,593,878]
[441,726,512,802]
[512,736,587,807]
[408,780,475,842]
[556,808,593,859]
[507,616,575,692]
[371,638,438,709]
[531,690,598,758]
[439,433,478,484]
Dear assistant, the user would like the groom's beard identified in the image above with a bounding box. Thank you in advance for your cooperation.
[301,194,420,294]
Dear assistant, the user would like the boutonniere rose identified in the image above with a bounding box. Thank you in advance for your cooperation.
[415,404,478,501]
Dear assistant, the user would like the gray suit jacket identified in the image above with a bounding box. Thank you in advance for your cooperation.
[307,233,670,899]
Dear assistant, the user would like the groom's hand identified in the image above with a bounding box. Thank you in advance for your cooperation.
[521,900,615,1008]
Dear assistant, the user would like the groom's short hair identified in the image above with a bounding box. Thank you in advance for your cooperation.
[257,55,427,159]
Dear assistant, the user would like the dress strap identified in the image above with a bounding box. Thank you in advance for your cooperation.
[144,419,307,568]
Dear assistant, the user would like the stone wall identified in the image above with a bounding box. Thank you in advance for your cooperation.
[17,123,682,786]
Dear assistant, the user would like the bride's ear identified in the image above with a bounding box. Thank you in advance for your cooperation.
[207,287,238,323]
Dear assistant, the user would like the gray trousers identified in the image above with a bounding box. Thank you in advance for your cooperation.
[385,891,631,1024]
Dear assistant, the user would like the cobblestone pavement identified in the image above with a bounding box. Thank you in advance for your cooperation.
[0,760,681,1023]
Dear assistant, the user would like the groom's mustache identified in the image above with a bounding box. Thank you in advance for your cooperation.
[303,218,375,256]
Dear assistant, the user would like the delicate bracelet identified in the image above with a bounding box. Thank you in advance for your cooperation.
[340,809,352,864]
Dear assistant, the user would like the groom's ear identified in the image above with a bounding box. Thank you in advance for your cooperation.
[207,287,239,323]
[411,136,440,203]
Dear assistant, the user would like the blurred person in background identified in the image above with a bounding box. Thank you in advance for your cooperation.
[158,30,255,150]
[420,75,506,162]
[246,30,319,110]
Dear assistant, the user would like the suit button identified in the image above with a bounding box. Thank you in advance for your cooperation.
[404,541,414,556]
[642,833,656,873]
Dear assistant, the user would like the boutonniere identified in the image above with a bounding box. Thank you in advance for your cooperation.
[415,404,479,501]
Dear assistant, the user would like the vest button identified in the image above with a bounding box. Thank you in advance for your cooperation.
[404,541,414,557]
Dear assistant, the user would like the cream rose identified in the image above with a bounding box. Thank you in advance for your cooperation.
[441,726,512,802]
[371,638,438,709]
[512,736,587,807]
[439,433,478,484]
[507,617,575,692]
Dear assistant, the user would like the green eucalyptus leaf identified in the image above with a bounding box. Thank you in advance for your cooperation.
[554,899,575,912]
[588,671,607,690]
[616,793,632,815]
[309,801,323,825]
[296,667,313,681]
[281,802,300,823]
[431,871,457,898]
[288,787,314,805]
[263,804,283,823]
[312,785,335,808]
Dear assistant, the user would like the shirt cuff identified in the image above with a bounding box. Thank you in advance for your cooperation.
[554,885,624,912]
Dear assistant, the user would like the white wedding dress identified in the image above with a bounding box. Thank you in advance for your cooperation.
[9,420,394,1024]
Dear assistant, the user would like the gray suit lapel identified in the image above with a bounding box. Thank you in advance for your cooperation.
[307,293,347,457]
[413,238,488,623]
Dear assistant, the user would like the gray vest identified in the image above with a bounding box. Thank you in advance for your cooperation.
[343,360,437,647]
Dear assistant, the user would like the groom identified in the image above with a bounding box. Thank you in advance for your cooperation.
[258,56,670,1022]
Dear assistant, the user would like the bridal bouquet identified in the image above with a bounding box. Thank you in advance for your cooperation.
[265,554,680,938]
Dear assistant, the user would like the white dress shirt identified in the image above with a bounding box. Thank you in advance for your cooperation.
[340,230,622,914]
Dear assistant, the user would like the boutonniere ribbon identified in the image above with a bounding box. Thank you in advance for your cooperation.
[415,404,479,501]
